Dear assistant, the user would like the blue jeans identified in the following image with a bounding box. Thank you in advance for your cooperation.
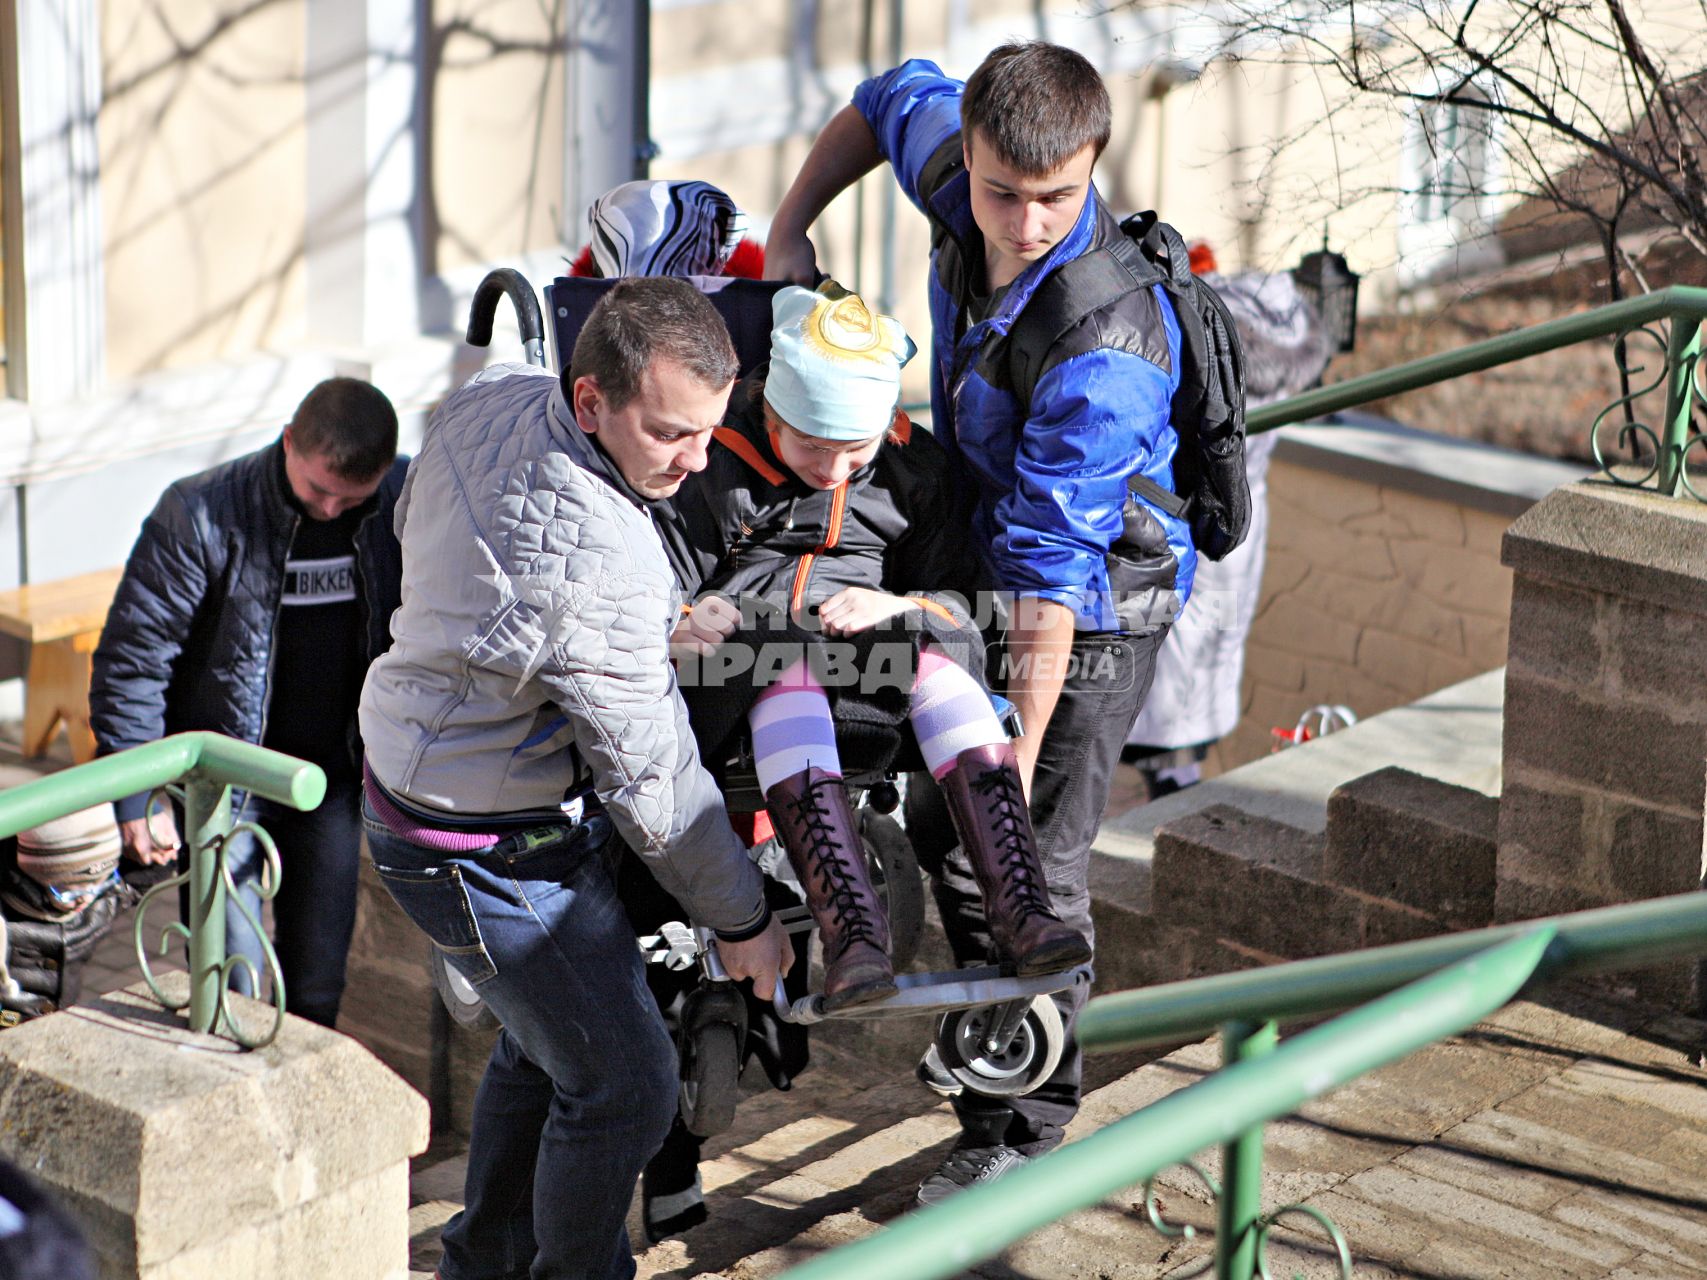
[361,802,678,1280]
[214,774,363,1028]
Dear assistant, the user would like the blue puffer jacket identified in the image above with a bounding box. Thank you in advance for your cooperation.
[90,438,407,821]
[854,60,1196,629]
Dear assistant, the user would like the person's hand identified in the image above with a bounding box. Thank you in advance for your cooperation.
[718,915,795,1001]
[120,811,181,866]
[669,595,742,659]
[763,229,820,286]
[816,587,918,636]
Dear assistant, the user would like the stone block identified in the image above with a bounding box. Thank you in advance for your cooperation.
[1497,779,1590,899]
[1608,592,1707,706]
[1357,628,1478,702]
[1252,593,1363,664]
[1504,672,1707,812]
[1391,538,1514,618]
[1502,481,1707,616]
[0,975,428,1278]
[1325,766,1498,925]
[1352,889,1450,948]
[1152,805,1362,959]
[1607,801,1705,898]
[1505,576,1602,688]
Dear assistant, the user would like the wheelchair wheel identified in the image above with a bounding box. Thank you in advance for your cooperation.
[861,809,924,970]
[934,995,1065,1098]
[679,1021,742,1138]
[431,945,500,1031]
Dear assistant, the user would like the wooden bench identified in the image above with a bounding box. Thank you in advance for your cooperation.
[0,568,124,763]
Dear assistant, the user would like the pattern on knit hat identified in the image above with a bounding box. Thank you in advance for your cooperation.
[588,180,746,279]
[15,805,121,892]
[763,285,916,441]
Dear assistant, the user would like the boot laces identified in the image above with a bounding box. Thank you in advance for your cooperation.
[971,766,1052,917]
[784,774,880,946]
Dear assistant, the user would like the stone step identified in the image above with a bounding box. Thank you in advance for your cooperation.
[1151,804,1448,963]
[1325,765,1499,927]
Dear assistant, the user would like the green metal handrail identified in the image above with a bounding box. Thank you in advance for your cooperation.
[783,889,1707,1280]
[1077,888,1707,1053]
[1249,284,1707,499]
[780,928,1557,1280]
[0,733,325,1047]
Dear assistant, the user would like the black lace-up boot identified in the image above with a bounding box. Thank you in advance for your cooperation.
[937,743,1092,976]
[765,767,897,1011]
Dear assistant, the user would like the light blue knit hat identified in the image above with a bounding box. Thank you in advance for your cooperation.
[763,285,916,441]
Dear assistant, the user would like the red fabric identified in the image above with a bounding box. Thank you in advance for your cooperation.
[730,810,774,846]
[1188,242,1218,276]
[566,239,765,280]
[722,239,766,279]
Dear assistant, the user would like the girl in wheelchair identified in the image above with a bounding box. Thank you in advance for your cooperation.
[665,283,1091,1013]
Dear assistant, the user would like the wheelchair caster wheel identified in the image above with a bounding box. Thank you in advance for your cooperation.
[860,808,924,970]
[679,1021,742,1137]
[933,995,1065,1098]
[431,945,500,1031]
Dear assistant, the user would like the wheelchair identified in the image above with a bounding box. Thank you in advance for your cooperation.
[429,267,1090,1137]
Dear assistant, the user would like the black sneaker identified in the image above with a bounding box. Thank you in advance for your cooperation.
[915,1044,963,1098]
[915,1144,1030,1207]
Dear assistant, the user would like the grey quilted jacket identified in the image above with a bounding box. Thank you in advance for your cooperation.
[359,363,766,935]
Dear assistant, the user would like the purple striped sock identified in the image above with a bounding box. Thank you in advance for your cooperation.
[910,646,1007,778]
[749,661,842,793]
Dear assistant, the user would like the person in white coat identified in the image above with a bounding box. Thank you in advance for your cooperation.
[1124,257,1337,794]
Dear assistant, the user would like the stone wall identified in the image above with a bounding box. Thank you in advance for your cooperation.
[1212,423,1584,772]
[1497,482,1707,1007]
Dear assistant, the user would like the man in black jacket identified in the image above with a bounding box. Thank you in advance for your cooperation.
[90,377,407,1027]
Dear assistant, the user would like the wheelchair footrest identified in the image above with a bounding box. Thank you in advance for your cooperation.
[774,962,1092,1025]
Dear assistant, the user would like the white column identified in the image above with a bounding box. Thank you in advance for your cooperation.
[7,0,105,404]
[305,0,421,350]
[564,0,647,242]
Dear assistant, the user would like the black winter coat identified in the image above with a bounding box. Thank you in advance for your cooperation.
[663,369,980,616]
[90,438,407,820]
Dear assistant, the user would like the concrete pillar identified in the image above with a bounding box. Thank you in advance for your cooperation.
[2,0,106,403]
[0,975,428,1279]
[1498,480,1707,1002]
[305,0,422,351]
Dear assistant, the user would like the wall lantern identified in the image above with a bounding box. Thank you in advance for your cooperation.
[1295,237,1362,354]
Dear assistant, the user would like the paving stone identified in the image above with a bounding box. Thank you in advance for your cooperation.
[1550,1184,1707,1274]
[1151,806,1362,960]
[1335,1163,1635,1275]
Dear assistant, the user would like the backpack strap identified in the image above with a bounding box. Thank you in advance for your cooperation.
[918,133,975,310]
[995,209,1167,406]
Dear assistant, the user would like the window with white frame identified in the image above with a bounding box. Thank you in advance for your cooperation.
[1397,75,1504,285]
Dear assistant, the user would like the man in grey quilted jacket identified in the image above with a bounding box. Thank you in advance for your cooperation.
[359,277,793,1280]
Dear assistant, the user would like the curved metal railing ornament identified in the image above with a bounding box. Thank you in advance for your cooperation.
[0,733,323,1050]
[132,785,291,1049]
[1589,323,1669,487]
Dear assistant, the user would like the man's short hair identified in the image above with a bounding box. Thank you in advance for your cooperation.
[289,378,398,480]
[962,41,1112,176]
[567,277,738,409]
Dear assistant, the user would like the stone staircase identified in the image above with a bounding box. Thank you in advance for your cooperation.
[406,987,1707,1278]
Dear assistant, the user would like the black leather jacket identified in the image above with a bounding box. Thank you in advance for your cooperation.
[91,438,407,820]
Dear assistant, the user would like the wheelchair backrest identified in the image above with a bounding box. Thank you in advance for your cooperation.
[544,276,787,379]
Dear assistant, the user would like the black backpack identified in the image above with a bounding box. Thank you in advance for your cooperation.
[920,140,1252,561]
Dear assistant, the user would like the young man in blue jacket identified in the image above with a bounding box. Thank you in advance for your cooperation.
[767,41,1194,1202]
[90,377,407,1029]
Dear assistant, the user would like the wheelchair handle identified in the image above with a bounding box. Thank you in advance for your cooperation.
[466,268,547,367]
